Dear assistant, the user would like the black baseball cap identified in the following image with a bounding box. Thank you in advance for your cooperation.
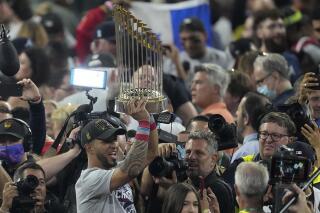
[94,21,116,42]
[0,118,28,139]
[81,119,126,147]
[179,17,205,33]
[41,13,64,35]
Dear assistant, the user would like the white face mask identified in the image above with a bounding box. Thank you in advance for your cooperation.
[257,85,276,99]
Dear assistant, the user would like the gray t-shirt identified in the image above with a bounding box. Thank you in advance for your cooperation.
[75,168,136,213]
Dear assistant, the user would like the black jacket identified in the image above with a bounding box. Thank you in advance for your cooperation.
[190,171,235,213]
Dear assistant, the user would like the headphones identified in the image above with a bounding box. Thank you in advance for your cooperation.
[0,118,33,151]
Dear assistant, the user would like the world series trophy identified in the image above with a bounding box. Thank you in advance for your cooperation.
[113,5,167,113]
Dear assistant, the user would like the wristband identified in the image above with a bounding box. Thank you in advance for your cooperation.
[150,115,156,131]
[136,120,150,142]
[28,95,41,104]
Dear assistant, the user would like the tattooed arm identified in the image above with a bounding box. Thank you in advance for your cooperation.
[110,99,150,192]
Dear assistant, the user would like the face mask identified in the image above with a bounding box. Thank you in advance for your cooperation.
[257,85,276,99]
[0,144,24,165]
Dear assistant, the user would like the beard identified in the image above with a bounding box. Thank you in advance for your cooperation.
[264,36,287,53]
[97,153,117,169]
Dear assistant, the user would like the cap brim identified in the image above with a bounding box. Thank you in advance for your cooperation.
[0,132,23,139]
[96,128,126,142]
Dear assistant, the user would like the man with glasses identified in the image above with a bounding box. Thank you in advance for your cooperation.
[223,111,296,187]
[253,53,294,106]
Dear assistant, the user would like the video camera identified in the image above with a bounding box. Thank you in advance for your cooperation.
[270,145,311,184]
[207,114,237,151]
[148,152,188,182]
[11,175,39,213]
[269,145,311,213]
[56,90,125,151]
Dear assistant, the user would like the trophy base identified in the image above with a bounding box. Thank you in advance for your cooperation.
[115,97,168,114]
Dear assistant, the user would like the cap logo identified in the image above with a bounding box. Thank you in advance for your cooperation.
[4,121,12,129]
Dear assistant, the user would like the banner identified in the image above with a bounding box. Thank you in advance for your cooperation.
[130,0,211,50]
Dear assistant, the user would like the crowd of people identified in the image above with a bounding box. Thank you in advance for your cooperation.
[0,0,320,212]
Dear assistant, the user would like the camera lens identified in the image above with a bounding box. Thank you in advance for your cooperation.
[19,175,39,194]
[148,156,174,178]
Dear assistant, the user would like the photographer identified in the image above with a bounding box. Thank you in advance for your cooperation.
[223,111,296,186]
[185,131,234,213]
[0,77,47,196]
[75,98,158,212]
[0,162,65,213]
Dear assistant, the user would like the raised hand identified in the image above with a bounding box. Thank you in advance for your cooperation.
[126,98,150,121]
[17,78,41,103]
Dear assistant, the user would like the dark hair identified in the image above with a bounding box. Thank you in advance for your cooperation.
[179,17,206,33]
[162,183,201,213]
[227,72,254,99]
[24,47,51,86]
[253,9,282,31]
[260,111,296,136]
[242,92,271,131]
[13,162,46,182]
[186,115,209,131]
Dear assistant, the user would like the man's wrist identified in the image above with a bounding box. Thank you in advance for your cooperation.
[28,95,42,104]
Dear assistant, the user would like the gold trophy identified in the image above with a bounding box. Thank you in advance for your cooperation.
[113,6,167,113]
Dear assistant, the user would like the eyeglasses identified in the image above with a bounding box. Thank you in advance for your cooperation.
[258,131,289,142]
[256,73,272,85]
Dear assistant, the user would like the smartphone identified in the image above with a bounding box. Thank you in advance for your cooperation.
[70,68,107,89]
[0,82,23,97]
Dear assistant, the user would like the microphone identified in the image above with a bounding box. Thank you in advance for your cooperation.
[0,25,20,76]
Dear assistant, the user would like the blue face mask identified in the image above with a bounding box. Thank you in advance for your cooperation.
[0,144,24,165]
[257,85,276,99]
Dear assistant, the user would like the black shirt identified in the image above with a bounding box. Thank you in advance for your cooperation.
[189,171,235,213]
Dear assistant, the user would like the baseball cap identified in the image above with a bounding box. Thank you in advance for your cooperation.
[0,118,28,139]
[179,17,205,33]
[41,13,64,35]
[94,21,116,42]
[287,141,316,163]
[81,119,126,147]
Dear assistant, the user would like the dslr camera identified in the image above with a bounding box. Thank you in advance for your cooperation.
[208,114,237,151]
[11,175,39,212]
[148,152,188,182]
